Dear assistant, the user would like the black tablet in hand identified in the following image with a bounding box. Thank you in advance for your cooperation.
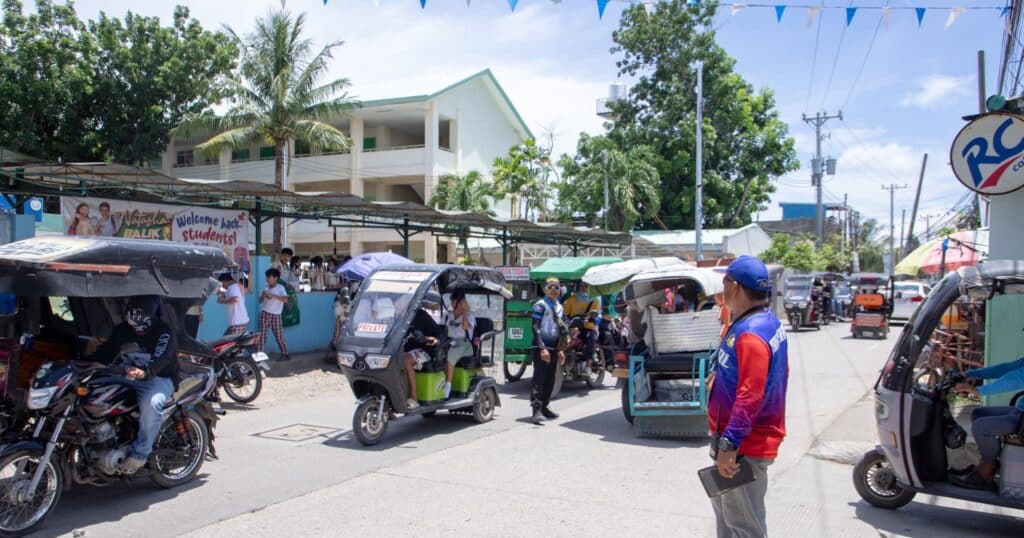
[698,458,757,498]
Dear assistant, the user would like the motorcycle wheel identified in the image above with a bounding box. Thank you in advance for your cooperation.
[0,450,63,537]
[621,381,634,424]
[503,359,527,382]
[852,450,915,509]
[472,388,497,424]
[584,357,605,389]
[150,410,209,489]
[223,356,263,404]
[789,315,800,332]
[353,396,389,446]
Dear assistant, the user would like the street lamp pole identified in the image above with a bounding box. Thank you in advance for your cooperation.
[695,61,704,261]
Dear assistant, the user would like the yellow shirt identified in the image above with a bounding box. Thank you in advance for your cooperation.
[563,295,599,330]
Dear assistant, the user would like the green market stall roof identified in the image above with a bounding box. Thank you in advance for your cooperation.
[0,161,630,250]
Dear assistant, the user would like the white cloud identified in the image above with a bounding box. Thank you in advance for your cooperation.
[899,74,974,108]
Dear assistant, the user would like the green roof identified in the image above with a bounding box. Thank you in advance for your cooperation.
[530,257,623,282]
[358,69,534,139]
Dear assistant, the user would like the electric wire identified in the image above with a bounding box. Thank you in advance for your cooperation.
[804,2,825,114]
[840,5,886,111]
[820,2,851,110]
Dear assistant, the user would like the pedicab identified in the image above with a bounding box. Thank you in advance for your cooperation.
[336,265,510,446]
[853,260,1024,512]
[619,266,725,438]
[0,236,225,536]
[497,266,534,382]
[849,272,894,339]
[782,274,822,331]
[514,257,622,397]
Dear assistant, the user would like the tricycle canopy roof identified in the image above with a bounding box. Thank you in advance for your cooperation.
[622,266,725,305]
[0,237,228,298]
[581,257,688,296]
[848,272,891,285]
[367,264,513,299]
[530,257,623,283]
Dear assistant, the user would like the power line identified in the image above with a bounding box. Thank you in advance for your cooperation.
[840,6,885,111]
[820,3,850,110]
[804,4,825,113]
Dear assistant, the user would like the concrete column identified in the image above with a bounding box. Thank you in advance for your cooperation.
[988,190,1024,259]
[423,103,440,264]
[218,147,231,180]
[161,140,175,176]
[348,117,364,257]
[453,108,462,172]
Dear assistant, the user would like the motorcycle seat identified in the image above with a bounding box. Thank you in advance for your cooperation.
[204,334,246,348]
[172,376,206,402]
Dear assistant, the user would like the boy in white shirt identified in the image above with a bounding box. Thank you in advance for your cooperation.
[217,273,250,335]
[259,268,291,361]
[443,290,476,398]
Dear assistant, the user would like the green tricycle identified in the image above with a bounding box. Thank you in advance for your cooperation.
[499,257,621,394]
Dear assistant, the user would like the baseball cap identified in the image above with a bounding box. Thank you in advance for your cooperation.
[724,256,772,292]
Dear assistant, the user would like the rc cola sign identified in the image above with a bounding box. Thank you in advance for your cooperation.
[950,112,1024,195]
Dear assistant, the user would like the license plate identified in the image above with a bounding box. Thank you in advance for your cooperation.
[509,328,523,340]
[612,368,629,378]
[252,352,271,373]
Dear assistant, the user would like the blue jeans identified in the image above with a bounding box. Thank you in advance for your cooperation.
[972,406,1022,464]
[120,377,174,460]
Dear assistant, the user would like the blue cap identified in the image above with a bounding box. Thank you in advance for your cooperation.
[725,256,772,292]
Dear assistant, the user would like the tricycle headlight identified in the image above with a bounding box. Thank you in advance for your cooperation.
[366,355,390,369]
[784,302,793,308]
[337,352,356,367]
[27,386,57,410]
[797,302,807,309]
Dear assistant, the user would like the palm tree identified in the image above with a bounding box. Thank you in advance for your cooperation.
[175,11,354,251]
[429,170,495,258]
[492,139,553,221]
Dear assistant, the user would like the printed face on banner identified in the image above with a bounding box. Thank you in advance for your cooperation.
[61,197,250,270]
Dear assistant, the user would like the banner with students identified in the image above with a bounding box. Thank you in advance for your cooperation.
[60,196,250,272]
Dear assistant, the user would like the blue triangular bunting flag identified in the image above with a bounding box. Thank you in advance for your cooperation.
[1002,6,1011,18]
[916,7,926,27]
[597,0,610,19]
[508,0,517,11]
[420,0,427,9]
[846,7,857,26]
[775,5,785,23]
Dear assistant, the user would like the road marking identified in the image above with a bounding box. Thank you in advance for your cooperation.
[253,424,343,443]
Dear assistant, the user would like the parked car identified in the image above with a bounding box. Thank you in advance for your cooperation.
[891,281,930,321]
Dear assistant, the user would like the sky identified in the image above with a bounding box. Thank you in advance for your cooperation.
[58,0,1011,239]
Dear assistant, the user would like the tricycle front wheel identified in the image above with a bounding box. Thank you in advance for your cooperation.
[353,397,389,446]
[853,450,916,509]
[503,359,528,382]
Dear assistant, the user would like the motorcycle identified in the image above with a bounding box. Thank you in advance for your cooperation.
[0,344,219,536]
[550,314,606,398]
[196,332,270,404]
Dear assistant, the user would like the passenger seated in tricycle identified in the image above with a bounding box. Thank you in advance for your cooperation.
[402,291,444,409]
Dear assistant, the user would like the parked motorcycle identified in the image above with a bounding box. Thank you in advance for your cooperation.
[0,345,219,537]
[198,332,270,404]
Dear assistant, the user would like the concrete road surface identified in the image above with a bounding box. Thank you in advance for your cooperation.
[38,324,1024,537]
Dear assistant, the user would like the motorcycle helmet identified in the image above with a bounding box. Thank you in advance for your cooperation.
[125,295,160,334]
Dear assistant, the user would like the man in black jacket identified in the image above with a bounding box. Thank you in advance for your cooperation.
[88,295,178,474]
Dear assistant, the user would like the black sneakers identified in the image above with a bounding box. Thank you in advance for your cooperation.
[541,407,559,420]
[531,409,545,425]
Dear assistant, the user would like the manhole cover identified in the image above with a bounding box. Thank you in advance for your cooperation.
[254,424,343,443]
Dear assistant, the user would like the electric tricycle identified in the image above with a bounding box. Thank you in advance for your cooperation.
[497,266,534,382]
[337,265,510,446]
[618,266,724,438]
[849,272,893,339]
[0,237,225,537]
[782,274,821,331]
[854,261,1024,513]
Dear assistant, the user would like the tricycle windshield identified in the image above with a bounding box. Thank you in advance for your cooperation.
[784,278,812,300]
[343,270,434,341]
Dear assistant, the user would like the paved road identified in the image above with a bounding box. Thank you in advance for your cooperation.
[39,323,1024,537]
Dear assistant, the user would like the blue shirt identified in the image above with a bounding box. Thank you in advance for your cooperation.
[967,357,1024,410]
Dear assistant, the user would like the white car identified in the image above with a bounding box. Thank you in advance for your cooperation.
[891,281,931,321]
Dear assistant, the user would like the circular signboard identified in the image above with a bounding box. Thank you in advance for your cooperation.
[950,112,1024,195]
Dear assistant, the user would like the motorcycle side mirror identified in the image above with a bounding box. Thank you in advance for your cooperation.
[119,342,140,355]
[895,292,903,299]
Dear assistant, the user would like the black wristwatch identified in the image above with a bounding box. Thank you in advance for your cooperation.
[717,437,737,453]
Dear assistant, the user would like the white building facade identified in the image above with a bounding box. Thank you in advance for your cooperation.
[157,69,532,263]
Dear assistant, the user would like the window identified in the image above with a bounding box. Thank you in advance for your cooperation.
[231,148,250,162]
[147,157,162,170]
[175,150,194,167]
[295,140,311,156]
[259,146,275,160]
[48,297,74,322]
[363,137,377,151]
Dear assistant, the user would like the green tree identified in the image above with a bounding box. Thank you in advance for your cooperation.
[608,0,798,229]
[176,10,353,250]
[555,133,661,231]
[856,218,886,273]
[0,1,235,163]
[492,139,553,220]
[428,170,495,259]
[761,233,850,272]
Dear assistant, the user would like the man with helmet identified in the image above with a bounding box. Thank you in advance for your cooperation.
[87,295,179,474]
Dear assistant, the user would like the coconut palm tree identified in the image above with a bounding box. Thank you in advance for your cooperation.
[429,170,495,258]
[175,11,353,251]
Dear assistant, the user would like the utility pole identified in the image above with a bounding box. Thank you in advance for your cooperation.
[905,153,928,255]
[900,208,906,259]
[602,150,610,232]
[695,61,704,261]
[802,111,843,247]
[882,183,908,274]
